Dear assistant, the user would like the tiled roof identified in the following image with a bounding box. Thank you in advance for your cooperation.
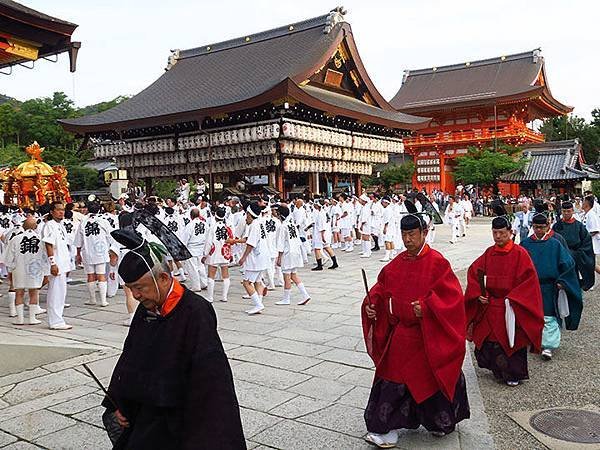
[0,0,77,27]
[501,139,592,182]
[61,10,428,133]
[390,49,571,115]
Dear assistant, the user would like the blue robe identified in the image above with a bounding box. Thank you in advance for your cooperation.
[553,219,595,291]
[521,235,583,331]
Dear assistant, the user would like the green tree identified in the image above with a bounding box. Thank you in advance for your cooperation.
[454,146,523,188]
[154,180,177,199]
[66,166,100,191]
[540,114,600,163]
[362,161,415,190]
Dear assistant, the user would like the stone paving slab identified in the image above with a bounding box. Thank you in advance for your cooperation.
[0,409,76,441]
[0,219,499,449]
[34,422,111,449]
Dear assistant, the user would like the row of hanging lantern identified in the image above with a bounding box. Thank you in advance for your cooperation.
[282,121,352,147]
[188,141,277,163]
[281,120,403,153]
[283,158,332,173]
[179,123,281,150]
[332,160,373,175]
[94,118,403,159]
[416,166,440,174]
[134,164,188,178]
[352,132,403,152]
[279,140,343,160]
[95,141,132,158]
[278,140,388,164]
[116,151,187,168]
[416,174,441,182]
[195,155,280,175]
[282,158,372,175]
[340,148,388,164]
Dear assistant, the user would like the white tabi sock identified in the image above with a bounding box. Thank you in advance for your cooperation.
[13,303,24,325]
[98,281,108,306]
[8,291,16,317]
[222,278,230,301]
[362,240,371,256]
[206,278,215,303]
[86,282,97,304]
[28,306,41,325]
[297,282,310,300]
[276,289,291,305]
[251,292,262,307]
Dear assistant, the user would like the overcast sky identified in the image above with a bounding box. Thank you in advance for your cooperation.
[1,0,597,119]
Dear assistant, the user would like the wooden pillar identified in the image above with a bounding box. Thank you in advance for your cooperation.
[145,177,153,196]
[356,174,362,196]
[276,167,284,196]
[439,153,446,192]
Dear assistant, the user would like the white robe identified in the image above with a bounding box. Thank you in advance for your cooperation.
[4,229,48,289]
[276,216,304,271]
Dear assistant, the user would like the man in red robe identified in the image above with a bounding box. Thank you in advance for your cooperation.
[465,213,544,387]
[362,212,470,448]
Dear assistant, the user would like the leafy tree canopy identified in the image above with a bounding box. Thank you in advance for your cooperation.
[540,113,600,163]
[0,91,129,192]
[454,145,523,186]
[362,161,415,189]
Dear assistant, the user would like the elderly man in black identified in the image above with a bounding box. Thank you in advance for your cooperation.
[102,229,245,449]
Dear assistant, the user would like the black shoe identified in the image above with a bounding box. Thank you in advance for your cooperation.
[311,266,323,271]
[328,263,338,269]
[371,246,380,252]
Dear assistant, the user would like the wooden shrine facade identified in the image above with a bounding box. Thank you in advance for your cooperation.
[390,49,572,194]
[60,8,427,197]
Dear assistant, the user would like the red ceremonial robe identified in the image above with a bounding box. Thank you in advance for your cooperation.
[465,241,544,355]
[362,245,466,404]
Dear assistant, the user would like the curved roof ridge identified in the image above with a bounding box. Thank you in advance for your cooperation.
[405,48,542,77]
[179,11,341,59]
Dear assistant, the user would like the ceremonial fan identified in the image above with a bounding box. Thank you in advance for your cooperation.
[415,192,444,225]
[130,209,192,261]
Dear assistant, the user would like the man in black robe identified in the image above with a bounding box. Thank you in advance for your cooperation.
[102,229,246,449]
[553,201,595,291]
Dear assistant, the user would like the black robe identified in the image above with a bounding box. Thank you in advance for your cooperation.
[103,288,246,450]
[553,219,596,291]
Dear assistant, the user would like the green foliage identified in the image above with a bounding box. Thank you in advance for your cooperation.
[454,146,523,186]
[0,92,127,194]
[540,114,600,163]
[361,161,415,189]
[592,180,600,200]
[77,95,129,116]
[0,144,28,166]
[154,180,177,199]
[379,161,415,188]
[66,165,100,191]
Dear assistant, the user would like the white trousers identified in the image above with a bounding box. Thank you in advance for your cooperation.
[47,273,67,327]
[185,256,207,291]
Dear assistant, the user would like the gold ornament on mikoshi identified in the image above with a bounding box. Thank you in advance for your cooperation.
[2,141,72,208]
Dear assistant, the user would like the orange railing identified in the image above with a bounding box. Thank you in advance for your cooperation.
[404,125,544,148]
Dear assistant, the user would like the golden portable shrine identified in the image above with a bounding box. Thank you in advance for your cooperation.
[0,142,72,207]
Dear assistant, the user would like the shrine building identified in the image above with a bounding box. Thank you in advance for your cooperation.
[390,49,572,195]
[60,8,428,198]
[0,0,80,73]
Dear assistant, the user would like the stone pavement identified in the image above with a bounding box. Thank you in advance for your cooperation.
[0,220,498,449]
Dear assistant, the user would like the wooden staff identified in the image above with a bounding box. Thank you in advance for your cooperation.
[82,363,119,410]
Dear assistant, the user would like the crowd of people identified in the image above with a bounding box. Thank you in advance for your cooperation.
[0,184,597,448]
